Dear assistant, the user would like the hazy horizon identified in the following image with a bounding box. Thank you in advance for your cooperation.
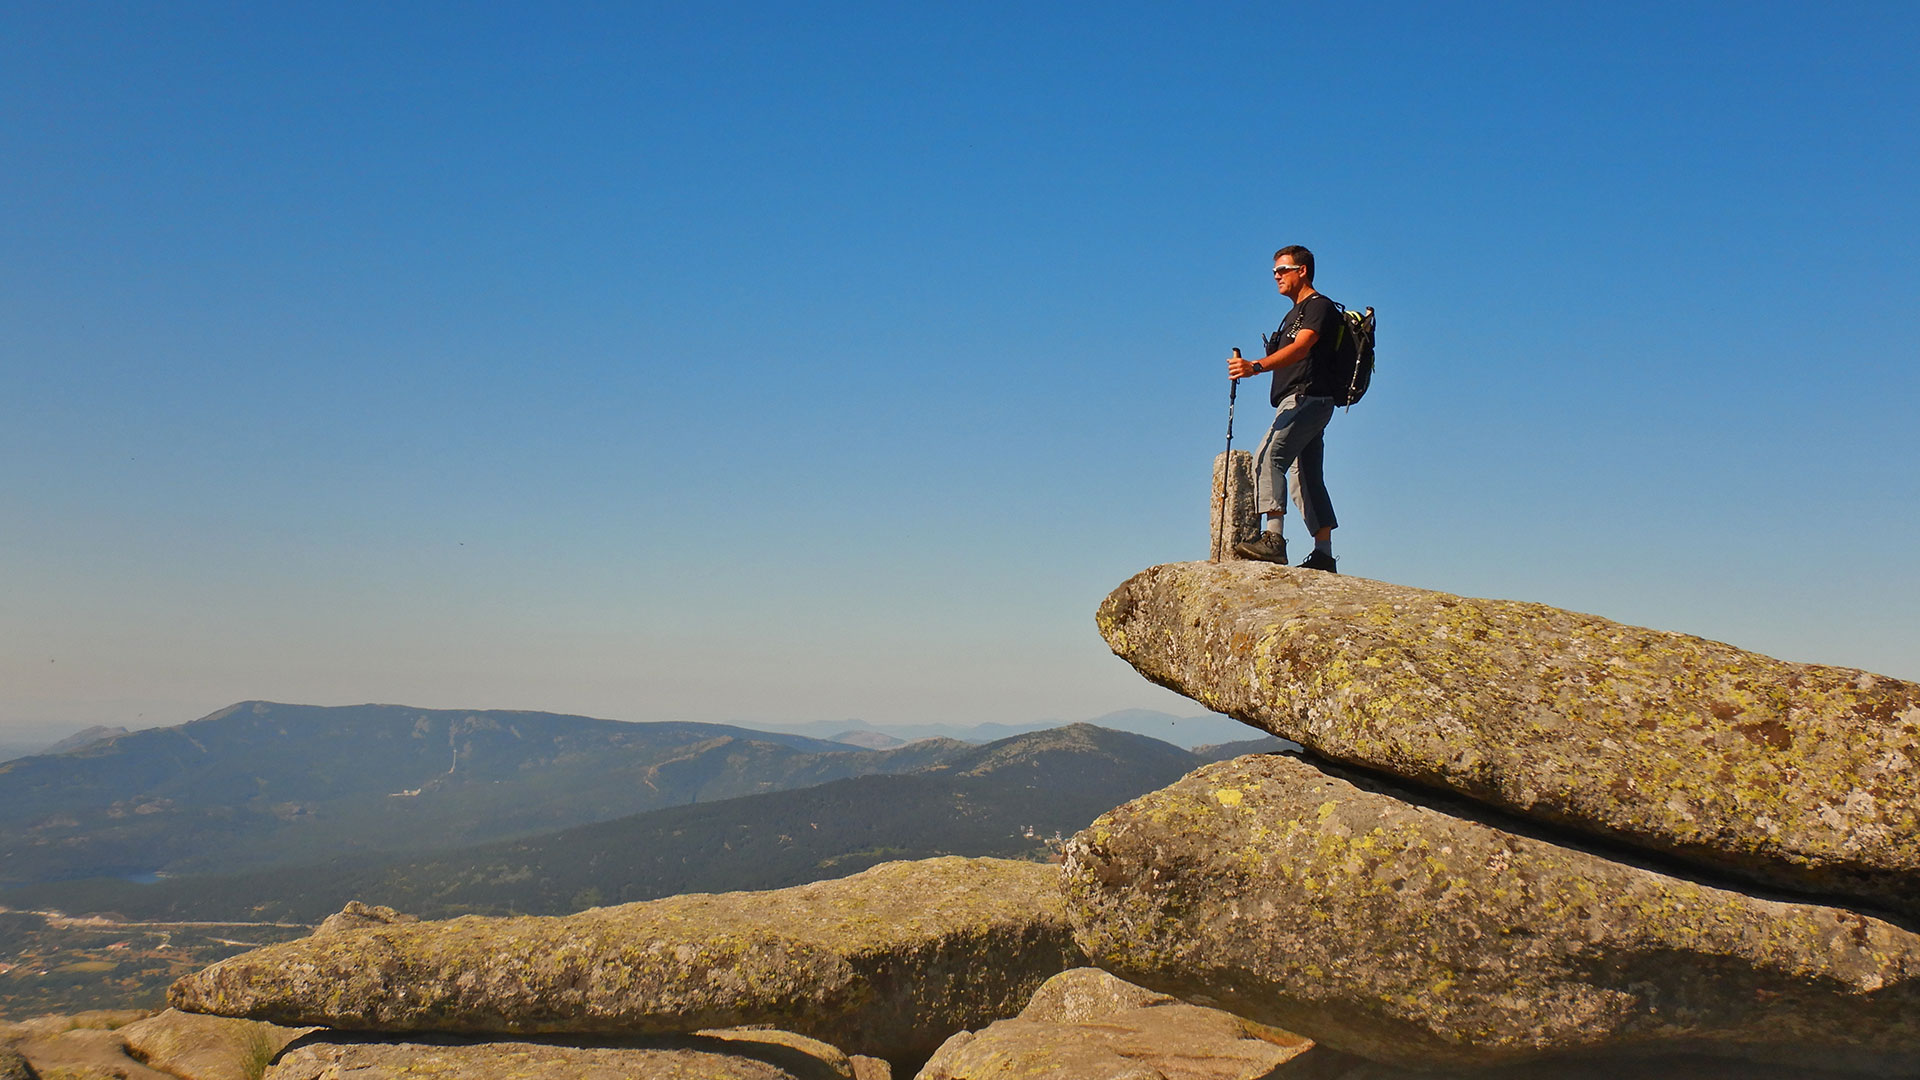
[0,699,1254,757]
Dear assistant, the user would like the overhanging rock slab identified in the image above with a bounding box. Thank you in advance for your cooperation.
[1097,561,1920,916]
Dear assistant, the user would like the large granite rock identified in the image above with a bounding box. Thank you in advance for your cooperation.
[1097,561,1920,916]
[5,1025,173,1080]
[1062,753,1920,1074]
[116,1008,311,1080]
[315,899,418,935]
[264,1029,857,1080]
[916,967,1351,1080]
[1019,964,1178,1021]
[172,856,1080,1062]
[0,1012,149,1041]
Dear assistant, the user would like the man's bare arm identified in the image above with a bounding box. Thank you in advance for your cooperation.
[1228,328,1317,379]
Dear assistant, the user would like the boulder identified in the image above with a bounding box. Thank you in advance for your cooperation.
[703,1028,858,1076]
[1062,753,1920,1074]
[1097,561,1920,916]
[172,856,1080,1062]
[116,1008,312,1080]
[0,1011,149,1041]
[915,967,1353,1080]
[7,1025,173,1080]
[263,1029,855,1080]
[1018,965,1177,1021]
[315,899,417,936]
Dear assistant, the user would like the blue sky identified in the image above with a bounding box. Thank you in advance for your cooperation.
[4,2,1917,741]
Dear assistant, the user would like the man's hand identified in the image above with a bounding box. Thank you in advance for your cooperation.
[1228,352,1263,380]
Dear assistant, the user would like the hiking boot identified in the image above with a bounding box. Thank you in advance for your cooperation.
[1298,549,1339,573]
[1233,532,1288,564]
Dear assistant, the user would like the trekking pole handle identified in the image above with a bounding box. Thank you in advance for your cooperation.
[1225,352,1238,450]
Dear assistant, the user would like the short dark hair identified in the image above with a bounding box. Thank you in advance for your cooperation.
[1273,245,1315,283]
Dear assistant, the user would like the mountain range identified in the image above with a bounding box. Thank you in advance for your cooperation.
[9,723,1238,923]
[752,708,1262,749]
[0,701,970,884]
[0,700,1286,1018]
[0,707,1250,765]
[0,701,1286,892]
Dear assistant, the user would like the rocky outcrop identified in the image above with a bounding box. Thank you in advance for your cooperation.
[1209,450,1258,561]
[121,562,1916,1076]
[1019,965,1177,1021]
[264,1028,860,1080]
[1,1013,159,1080]
[3,1024,173,1080]
[1097,561,1920,916]
[916,967,1350,1080]
[1063,752,1920,1074]
[314,899,417,936]
[0,1011,149,1040]
[172,857,1080,1063]
[116,1008,311,1080]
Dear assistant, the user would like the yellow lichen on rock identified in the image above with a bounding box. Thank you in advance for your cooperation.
[1062,753,1920,1074]
[1096,561,1920,917]
[169,857,1080,1064]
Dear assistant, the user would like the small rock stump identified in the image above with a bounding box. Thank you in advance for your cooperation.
[1210,450,1258,560]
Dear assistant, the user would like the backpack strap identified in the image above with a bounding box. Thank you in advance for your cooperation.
[1269,295,1346,357]
[1324,297,1349,355]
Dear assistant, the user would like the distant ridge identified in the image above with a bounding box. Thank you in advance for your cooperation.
[40,725,132,756]
[1193,734,1296,762]
[0,701,958,885]
[750,709,1253,749]
[9,724,1203,923]
[828,730,908,749]
[0,699,1262,891]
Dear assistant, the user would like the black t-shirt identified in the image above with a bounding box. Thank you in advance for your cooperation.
[1268,292,1343,406]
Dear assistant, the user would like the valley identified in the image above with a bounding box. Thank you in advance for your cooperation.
[0,703,1276,1017]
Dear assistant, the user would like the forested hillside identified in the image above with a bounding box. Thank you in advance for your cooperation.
[0,701,963,883]
[8,725,1207,923]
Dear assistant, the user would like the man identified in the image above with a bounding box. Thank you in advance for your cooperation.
[1227,245,1340,572]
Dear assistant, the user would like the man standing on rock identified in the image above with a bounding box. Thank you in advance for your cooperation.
[1228,245,1341,572]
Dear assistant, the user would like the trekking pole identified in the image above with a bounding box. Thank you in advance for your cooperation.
[1216,350,1241,558]
[1227,349,1240,456]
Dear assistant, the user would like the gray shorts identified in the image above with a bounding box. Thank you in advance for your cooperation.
[1252,393,1337,536]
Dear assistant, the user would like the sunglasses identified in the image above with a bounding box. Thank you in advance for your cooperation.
[1272,265,1306,276]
